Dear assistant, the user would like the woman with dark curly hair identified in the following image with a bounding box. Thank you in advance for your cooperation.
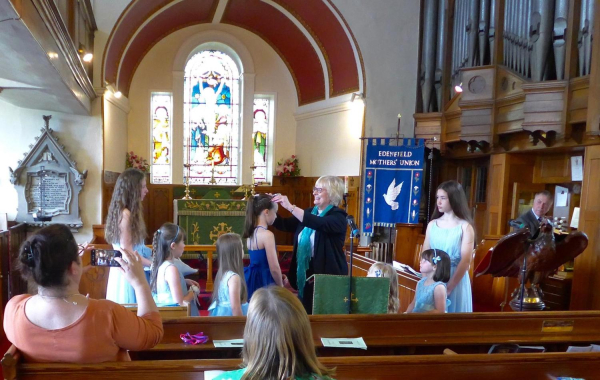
[105,168,151,304]
[3,224,163,363]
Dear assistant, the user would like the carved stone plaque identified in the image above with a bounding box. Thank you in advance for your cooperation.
[9,116,87,231]
[25,170,71,215]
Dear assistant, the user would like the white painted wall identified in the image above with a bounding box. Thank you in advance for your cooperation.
[127,23,297,184]
[103,94,129,172]
[295,101,364,176]
[331,0,420,139]
[0,99,103,242]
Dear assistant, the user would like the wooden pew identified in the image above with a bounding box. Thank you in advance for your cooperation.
[130,311,600,360]
[123,304,191,319]
[346,252,419,311]
[5,352,600,380]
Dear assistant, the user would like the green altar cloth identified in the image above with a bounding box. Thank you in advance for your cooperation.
[174,189,247,245]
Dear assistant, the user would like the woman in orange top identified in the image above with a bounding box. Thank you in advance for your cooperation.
[3,224,163,363]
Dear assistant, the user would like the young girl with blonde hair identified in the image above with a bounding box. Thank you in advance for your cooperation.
[208,233,249,316]
[150,223,199,316]
[243,193,285,300]
[367,262,399,313]
[105,168,152,304]
[214,286,335,380]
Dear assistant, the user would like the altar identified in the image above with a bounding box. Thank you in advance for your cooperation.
[173,189,247,245]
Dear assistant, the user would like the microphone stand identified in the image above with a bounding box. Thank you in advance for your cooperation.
[347,229,357,314]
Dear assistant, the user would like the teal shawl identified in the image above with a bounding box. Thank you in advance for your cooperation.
[296,205,333,299]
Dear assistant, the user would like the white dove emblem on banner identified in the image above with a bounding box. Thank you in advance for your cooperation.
[383,179,403,210]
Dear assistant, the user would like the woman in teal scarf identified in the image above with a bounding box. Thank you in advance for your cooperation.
[272,175,348,314]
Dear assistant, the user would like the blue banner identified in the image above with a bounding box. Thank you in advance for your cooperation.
[362,138,425,236]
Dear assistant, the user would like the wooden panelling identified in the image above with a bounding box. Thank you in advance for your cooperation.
[568,77,589,124]
[445,110,462,142]
[485,154,510,236]
[533,153,572,184]
[571,145,600,309]
[460,105,493,143]
[495,95,525,134]
[393,224,423,267]
[585,0,600,137]
[522,82,567,134]
[414,112,442,150]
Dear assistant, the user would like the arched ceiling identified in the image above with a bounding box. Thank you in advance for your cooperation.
[102,0,363,105]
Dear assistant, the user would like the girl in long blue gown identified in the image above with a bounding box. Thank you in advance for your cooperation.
[422,180,475,313]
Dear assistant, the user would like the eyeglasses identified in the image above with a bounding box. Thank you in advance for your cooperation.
[313,187,325,194]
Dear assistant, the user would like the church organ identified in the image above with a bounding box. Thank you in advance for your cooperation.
[415,0,600,310]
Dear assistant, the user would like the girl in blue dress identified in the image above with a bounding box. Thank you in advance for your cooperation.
[104,168,152,304]
[150,223,199,316]
[423,180,475,313]
[209,233,249,316]
[243,194,285,301]
[406,249,451,313]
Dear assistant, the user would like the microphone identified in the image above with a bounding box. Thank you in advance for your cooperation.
[346,215,360,238]
[509,219,525,229]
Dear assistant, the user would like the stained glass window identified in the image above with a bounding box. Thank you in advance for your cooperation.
[183,50,240,184]
[252,97,270,182]
[151,92,172,184]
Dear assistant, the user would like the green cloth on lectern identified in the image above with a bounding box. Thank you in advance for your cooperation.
[312,275,390,315]
[297,205,333,299]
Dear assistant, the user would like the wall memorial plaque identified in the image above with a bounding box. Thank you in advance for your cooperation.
[9,116,87,231]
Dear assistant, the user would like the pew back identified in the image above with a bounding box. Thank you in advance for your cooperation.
[7,353,600,380]
[130,311,600,361]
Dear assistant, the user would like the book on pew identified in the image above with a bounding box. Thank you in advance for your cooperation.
[566,344,600,353]
[392,261,421,277]
[488,344,545,354]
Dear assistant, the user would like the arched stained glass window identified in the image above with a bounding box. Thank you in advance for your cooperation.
[252,97,270,182]
[151,92,172,184]
[183,50,240,184]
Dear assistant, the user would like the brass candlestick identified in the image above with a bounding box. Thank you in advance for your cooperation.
[208,160,217,185]
[182,175,192,200]
[250,165,257,196]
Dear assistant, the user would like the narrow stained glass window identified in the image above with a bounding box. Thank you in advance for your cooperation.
[151,92,172,184]
[183,50,240,184]
[252,97,270,182]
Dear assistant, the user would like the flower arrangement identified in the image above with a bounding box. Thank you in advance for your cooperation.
[126,151,150,172]
[276,155,301,177]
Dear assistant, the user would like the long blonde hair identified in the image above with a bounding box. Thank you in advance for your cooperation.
[211,233,247,304]
[368,262,399,314]
[241,286,335,380]
[105,168,147,246]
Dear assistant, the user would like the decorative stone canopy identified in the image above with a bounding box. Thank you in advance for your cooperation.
[9,115,87,231]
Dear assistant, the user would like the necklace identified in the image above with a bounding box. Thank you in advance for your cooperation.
[38,292,83,305]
